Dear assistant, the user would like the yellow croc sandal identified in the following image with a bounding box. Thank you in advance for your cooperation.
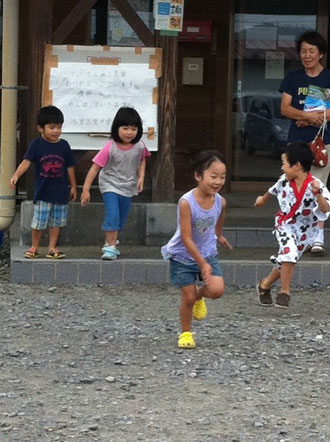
[193,297,207,320]
[178,331,196,349]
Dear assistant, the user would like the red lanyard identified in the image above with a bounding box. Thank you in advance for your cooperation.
[277,173,313,225]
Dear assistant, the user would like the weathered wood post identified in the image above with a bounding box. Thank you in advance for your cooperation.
[152,33,177,202]
[19,0,54,199]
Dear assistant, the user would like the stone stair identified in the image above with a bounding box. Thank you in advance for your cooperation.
[10,193,330,286]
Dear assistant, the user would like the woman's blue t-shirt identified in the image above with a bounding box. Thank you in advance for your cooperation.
[24,137,75,204]
[279,68,330,144]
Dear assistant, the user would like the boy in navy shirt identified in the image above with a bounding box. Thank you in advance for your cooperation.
[10,106,76,259]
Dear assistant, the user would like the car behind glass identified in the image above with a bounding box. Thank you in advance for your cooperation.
[243,93,290,156]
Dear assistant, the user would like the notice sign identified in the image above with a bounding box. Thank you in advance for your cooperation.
[50,63,158,132]
[155,0,184,31]
[42,45,162,151]
[265,52,285,79]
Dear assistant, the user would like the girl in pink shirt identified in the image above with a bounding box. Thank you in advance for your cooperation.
[81,107,150,259]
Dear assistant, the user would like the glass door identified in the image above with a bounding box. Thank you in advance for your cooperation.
[232,0,318,183]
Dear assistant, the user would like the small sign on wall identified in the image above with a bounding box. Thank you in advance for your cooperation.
[182,57,203,85]
[265,51,285,79]
[154,0,184,31]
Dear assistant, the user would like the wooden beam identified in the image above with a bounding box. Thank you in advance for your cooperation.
[213,0,235,192]
[152,33,177,202]
[111,0,154,47]
[52,0,98,44]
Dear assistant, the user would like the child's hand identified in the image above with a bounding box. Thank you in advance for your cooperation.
[70,187,77,202]
[137,177,144,193]
[254,196,265,207]
[218,235,233,250]
[80,190,90,206]
[9,175,18,189]
[201,261,212,285]
[311,179,321,195]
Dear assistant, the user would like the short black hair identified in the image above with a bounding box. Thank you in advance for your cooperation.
[193,150,226,176]
[37,106,64,127]
[284,142,314,172]
[296,31,327,55]
[111,107,143,144]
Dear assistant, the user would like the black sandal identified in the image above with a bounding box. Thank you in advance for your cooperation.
[256,280,273,306]
[275,292,290,309]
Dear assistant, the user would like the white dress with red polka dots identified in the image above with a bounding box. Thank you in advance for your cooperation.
[268,173,330,268]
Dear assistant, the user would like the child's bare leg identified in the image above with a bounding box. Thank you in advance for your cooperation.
[279,262,294,293]
[31,228,43,250]
[260,267,281,289]
[180,284,198,332]
[48,227,60,251]
[105,230,118,246]
[197,276,224,300]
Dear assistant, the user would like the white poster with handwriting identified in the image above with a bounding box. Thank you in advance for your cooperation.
[50,62,157,133]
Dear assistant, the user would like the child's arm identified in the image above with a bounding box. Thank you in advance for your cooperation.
[311,179,330,213]
[215,197,233,249]
[180,200,213,285]
[215,196,233,249]
[137,158,146,193]
[254,191,272,207]
[67,166,77,202]
[80,163,101,206]
[9,159,31,189]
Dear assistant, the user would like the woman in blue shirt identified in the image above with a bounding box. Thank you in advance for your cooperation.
[280,31,330,255]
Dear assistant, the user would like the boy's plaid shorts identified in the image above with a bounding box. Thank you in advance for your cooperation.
[31,200,68,230]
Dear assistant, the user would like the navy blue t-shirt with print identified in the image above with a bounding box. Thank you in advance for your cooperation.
[24,137,75,204]
[279,68,330,144]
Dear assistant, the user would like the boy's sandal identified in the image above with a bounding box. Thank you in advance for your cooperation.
[275,292,290,309]
[24,247,39,259]
[310,242,326,256]
[178,331,196,349]
[256,280,273,306]
[45,249,66,259]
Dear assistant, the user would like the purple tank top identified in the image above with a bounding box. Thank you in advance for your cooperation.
[162,189,222,263]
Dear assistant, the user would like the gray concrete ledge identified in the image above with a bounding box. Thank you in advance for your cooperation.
[10,245,330,287]
[19,201,330,248]
[19,201,279,248]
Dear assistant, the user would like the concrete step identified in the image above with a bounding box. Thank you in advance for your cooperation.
[11,199,330,286]
[11,244,330,287]
[18,200,330,248]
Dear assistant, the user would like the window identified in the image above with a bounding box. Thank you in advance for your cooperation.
[231,0,318,182]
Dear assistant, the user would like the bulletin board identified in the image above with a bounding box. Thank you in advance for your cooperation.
[42,44,162,151]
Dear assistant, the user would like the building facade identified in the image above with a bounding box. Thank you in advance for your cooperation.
[2,0,330,200]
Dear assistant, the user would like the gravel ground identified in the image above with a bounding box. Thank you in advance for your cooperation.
[0,235,329,441]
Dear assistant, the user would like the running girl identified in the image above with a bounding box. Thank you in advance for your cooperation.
[162,150,233,349]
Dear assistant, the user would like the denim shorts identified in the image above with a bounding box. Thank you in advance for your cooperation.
[169,255,223,287]
[102,192,132,232]
[31,201,68,230]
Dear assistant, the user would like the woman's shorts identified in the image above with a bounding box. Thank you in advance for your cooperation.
[169,255,223,287]
[31,201,68,230]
